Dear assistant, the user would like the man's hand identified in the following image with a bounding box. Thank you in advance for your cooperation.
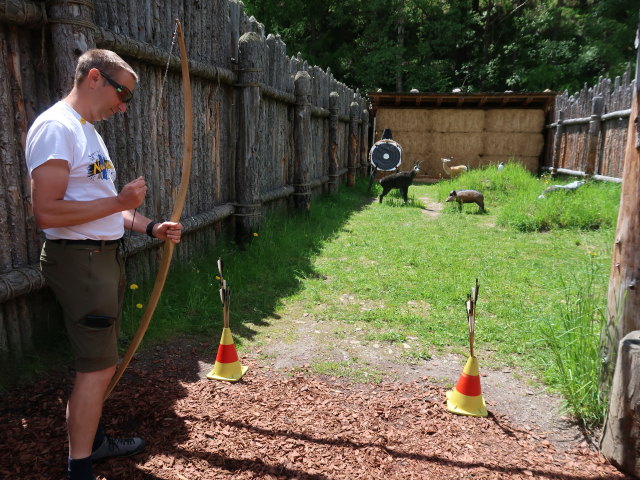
[152,222,183,244]
[117,177,147,210]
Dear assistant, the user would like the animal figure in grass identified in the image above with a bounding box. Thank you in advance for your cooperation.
[441,157,468,178]
[446,189,485,212]
[379,162,422,204]
[538,180,585,199]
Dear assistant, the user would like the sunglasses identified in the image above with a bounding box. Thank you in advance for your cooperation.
[99,70,134,103]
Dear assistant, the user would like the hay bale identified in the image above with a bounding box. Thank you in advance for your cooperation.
[375,109,435,133]
[483,133,544,157]
[432,109,484,133]
[485,109,545,133]
[431,133,484,157]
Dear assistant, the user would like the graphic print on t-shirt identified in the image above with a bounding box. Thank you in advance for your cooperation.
[87,151,115,181]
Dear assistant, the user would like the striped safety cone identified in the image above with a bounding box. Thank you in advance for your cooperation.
[206,257,248,382]
[446,355,488,417]
[206,327,248,382]
[446,278,488,417]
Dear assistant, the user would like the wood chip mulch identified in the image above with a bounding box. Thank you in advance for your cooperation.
[0,346,631,480]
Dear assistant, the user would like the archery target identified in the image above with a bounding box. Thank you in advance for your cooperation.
[370,139,402,171]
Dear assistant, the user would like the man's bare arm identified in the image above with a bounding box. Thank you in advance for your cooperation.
[31,159,146,229]
[122,209,183,244]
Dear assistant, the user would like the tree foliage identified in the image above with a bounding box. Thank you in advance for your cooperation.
[243,0,639,93]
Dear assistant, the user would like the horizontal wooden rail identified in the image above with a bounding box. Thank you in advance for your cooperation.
[540,166,622,183]
[96,27,238,85]
[0,165,352,304]
[0,203,236,303]
[547,108,631,128]
[0,0,45,27]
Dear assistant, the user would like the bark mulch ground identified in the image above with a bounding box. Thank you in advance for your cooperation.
[0,343,630,480]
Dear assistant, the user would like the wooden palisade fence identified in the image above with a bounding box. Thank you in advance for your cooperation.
[0,0,370,361]
[545,66,635,182]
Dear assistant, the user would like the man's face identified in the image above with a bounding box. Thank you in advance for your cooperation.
[94,68,136,121]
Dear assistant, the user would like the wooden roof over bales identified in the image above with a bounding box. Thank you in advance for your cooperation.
[368,92,557,115]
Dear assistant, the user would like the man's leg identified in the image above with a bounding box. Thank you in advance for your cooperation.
[67,366,115,459]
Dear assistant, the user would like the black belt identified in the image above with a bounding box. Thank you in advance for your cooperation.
[48,239,121,246]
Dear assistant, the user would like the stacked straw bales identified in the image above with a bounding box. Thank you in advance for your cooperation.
[375,108,545,176]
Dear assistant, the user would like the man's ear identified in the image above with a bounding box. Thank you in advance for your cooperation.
[86,68,101,88]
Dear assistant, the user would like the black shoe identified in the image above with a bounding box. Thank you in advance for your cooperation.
[91,436,146,462]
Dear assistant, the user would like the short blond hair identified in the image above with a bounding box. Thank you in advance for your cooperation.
[74,49,138,85]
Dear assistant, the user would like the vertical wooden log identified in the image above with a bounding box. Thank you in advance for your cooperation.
[328,91,340,194]
[600,331,640,478]
[46,0,96,98]
[360,106,369,177]
[551,109,565,173]
[347,101,359,186]
[602,16,640,390]
[235,32,264,243]
[584,96,604,176]
[293,70,311,211]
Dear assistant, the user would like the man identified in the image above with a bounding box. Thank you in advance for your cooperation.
[25,49,183,480]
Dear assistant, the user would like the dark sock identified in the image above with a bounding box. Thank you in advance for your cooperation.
[67,456,94,480]
[92,421,106,452]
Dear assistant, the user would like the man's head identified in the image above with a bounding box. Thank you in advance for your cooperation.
[71,49,138,122]
[74,49,138,87]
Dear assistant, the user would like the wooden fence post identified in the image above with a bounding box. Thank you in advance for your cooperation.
[551,109,565,173]
[600,331,640,478]
[347,101,359,186]
[235,32,264,243]
[46,0,96,98]
[601,15,640,459]
[328,91,340,194]
[359,107,369,177]
[585,96,604,176]
[293,71,311,211]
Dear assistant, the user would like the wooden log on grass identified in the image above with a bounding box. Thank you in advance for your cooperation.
[328,92,340,194]
[360,106,370,177]
[347,101,359,186]
[551,109,565,172]
[293,71,311,211]
[601,15,640,477]
[584,96,604,176]
[603,18,640,383]
[235,32,264,242]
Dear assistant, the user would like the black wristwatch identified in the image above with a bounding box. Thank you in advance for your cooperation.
[146,221,158,238]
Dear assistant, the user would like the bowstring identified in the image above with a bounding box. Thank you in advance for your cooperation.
[123,22,179,264]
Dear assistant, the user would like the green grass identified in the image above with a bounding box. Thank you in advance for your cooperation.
[121,166,617,424]
[4,165,620,426]
[536,256,610,427]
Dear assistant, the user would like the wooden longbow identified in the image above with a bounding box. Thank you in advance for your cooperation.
[105,19,193,400]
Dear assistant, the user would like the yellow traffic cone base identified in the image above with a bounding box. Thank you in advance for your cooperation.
[206,327,248,382]
[446,356,488,417]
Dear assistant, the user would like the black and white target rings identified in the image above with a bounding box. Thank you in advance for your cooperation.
[369,139,402,171]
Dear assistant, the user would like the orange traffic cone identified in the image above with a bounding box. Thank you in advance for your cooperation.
[446,279,488,417]
[207,258,248,382]
[446,355,488,417]
[206,327,248,381]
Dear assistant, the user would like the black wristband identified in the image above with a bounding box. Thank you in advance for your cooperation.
[146,221,158,238]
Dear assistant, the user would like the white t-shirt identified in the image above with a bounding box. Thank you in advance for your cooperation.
[25,101,125,240]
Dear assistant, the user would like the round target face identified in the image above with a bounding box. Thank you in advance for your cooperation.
[369,139,402,171]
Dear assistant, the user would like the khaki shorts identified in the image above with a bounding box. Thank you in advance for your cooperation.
[40,240,125,372]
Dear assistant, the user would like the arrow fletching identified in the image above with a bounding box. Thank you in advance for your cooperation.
[217,257,224,279]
